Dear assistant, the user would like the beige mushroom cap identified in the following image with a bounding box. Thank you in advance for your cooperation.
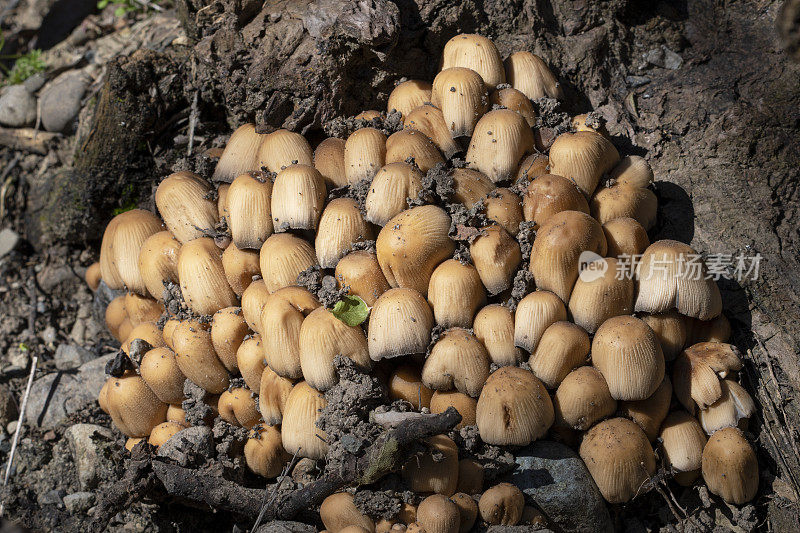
[701,427,759,504]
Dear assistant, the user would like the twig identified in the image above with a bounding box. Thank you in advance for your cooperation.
[0,154,21,221]
[0,355,39,516]
[251,450,300,532]
[187,91,199,156]
[0,126,61,155]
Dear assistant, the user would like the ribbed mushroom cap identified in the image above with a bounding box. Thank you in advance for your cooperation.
[402,434,459,496]
[427,259,486,328]
[139,347,186,404]
[148,421,185,448]
[672,342,743,413]
[314,137,348,189]
[244,425,290,478]
[105,372,168,437]
[473,304,523,366]
[212,123,263,183]
[529,210,607,302]
[299,307,371,391]
[344,127,387,185]
[376,205,454,295]
[260,287,321,379]
[271,164,326,231]
[210,307,248,372]
[634,240,723,321]
[365,162,424,226]
[513,290,567,353]
[171,318,230,394]
[640,310,687,361]
[221,242,260,297]
[218,387,262,428]
[236,334,266,391]
[281,381,328,460]
[620,375,673,441]
[431,68,488,138]
[259,365,295,425]
[368,288,434,361]
[259,232,318,293]
[685,313,732,345]
[548,131,620,197]
[441,34,505,88]
[320,492,376,533]
[255,129,313,173]
[85,262,101,292]
[450,168,494,208]
[660,410,707,486]
[138,230,180,301]
[161,318,179,351]
[241,279,271,332]
[568,256,634,333]
[590,183,658,230]
[516,153,550,183]
[602,216,650,258]
[416,494,460,533]
[698,379,756,435]
[226,172,274,249]
[554,366,617,431]
[388,79,433,119]
[476,366,554,446]
[591,315,665,401]
[315,198,373,268]
[529,321,590,389]
[124,292,164,327]
[579,417,656,503]
[100,209,164,294]
[385,129,445,173]
[457,459,484,495]
[404,105,461,159]
[155,172,218,244]
[166,404,187,425]
[490,87,537,126]
[422,328,490,397]
[389,364,433,410]
[466,109,534,183]
[484,188,523,236]
[469,224,521,295]
[523,174,589,230]
[217,183,230,223]
[430,391,477,429]
[450,492,478,533]
[335,250,391,306]
[504,51,563,100]
[478,483,525,526]
[177,237,238,316]
[121,321,164,355]
[105,295,128,342]
[701,427,759,504]
[610,155,654,188]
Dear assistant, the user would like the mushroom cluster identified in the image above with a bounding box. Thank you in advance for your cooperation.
[88,32,759,529]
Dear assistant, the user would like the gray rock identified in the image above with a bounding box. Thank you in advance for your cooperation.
[626,75,651,88]
[0,228,20,258]
[63,491,95,514]
[38,488,66,507]
[0,85,37,127]
[156,426,215,467]
[23,72,47,93]
[511,441,612,533]
[254,521,317,533]
[26,353,114,429]
[65,423,116,491]
[54,344,95,370]
[39,70,89,132]
[643,46,683,70]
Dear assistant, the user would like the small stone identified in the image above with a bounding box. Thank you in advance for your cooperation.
[22,72,47,92]
[41,326,57,345]
[643,46,683,70]
[625,75,651,88]
[0,228,20,258]
[511,441,612,533]
[6,421,17,435]
[38,488,66,507]
[66,423,116,491]
[38,70,90,132]
[55,344,95,370]
[63,491,95,514]
[156,425,214,467]
[0,85,37,127]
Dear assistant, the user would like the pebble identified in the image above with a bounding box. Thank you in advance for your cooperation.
[54,344,95,370]
[65,423,116,491]
[38,488,66,507]
[38,70,90,132]
[511,441,612,533]
[626,75,651,88]
[642,45,683,70]
[0,228,20,258]
[63,491,96,514]
[0,85,37,127]
[156,426,215,467]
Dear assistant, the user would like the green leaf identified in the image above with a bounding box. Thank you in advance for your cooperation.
[330,295,369,327]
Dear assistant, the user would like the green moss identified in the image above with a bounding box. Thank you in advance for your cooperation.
[359,437,399,485]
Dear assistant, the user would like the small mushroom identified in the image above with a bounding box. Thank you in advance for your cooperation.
[368,288,434,361]
[256,129,313,173]
[422,328,490,397]
[388,80,433,119]
[226,172,274,249]
[402,435,459,496]
[529,321,590,389]
[441,34,505,89]
[553,366,617,431]
[466,109,534,183]
[427,259,486,328]
[431,68,488,138]
[701,427,758,504]
[478,483,525,526]
[244,425,290,478]
[504,51,562,100]
[344,127,387,185]
[320,492,375,533]
[416,494,459,533]
[473,304,523,367]
[672,342,743,413]
[314,137,348,189]
[660,411,707,486]
[281,381,328,460]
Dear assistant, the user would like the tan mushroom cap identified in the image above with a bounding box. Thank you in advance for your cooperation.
[620,375,673,441]
[148,421,185,448]
[469,224,522,295]
[660,411,707,486]
[335,250,391,306]
[388,79,433,119]
[478,483,525,526]
[404,104,461,159]
[315,197,373,268]
[701,427,758,504]
[591,315,665,401]
[554,366,617,431]
[401,434,459,496]
[314,137,348,189]
[210,306,248,373]
[490,87,537,126]
[504,51,563,100]
[476,366,554,446]
[137,230,180,301]
[430,391,477,429]
[441,34,505,89]
[368,288,434,361]
[281,381,328,460]
[212,123,263,183]
[259,232,318,294]
[385,129,445,173]
[516,153,550,183]
[579,417,656,503]
[431,67,488,138]
[139,346,186,405]
[672,342,743,414]
[466,109,534,183]
[416,493,460,533]
[523,174,590,230]
[177,237,238,316]
[529,321,590,389]
[105,372,168,438]
[259,365,295,425]
[590,183,658,230]
[602,216,650,258]
[244,425,290,478]
[221,243,260,297]
[344,127,387,185]
[483,188,524,237]
[449,168,494,208]
[568,256,634,334]
[155,172,218,244]
[256,129,313,174]
[473,304,523,367]
[364,162,424,227]
[217,387,262,428]
[698,379,756,435]
[450,492,478,533]
[388,364,433,410]
[548,131,620,197]
[320,492,376,533]
[226,172,274,250]
[456,458,484,495]
[422,328,490,397]
[514,290,567,354]
[172,318,230,394]
[427,259,486,328]
[609,155,654,188]
[640,310,687,361]
[685,313,732,345]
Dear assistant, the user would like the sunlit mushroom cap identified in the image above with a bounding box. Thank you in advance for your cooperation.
[660,410,707,486]
[701,427,759,504]
[281,381,328,460]
[697,379,756,435]
[529,321,590,389]
[422,328,491,397]
[619,375,673,441]
[473,304,523,367]
[610,155,654,188]
[513,290,566,353]
[478,483,525,526]
[568,256,634,334]
[320,492,376,533]
[548,131,620,197]
[523,174,589,230]
[466,109,534,183]
[368,288,434,361]
[388,79,433,119]
[503,51,562,100]
[441,34,505,88]
[155,172,218,244]
[602,216,650,258]
[417,493,460,533]
[553,366,617,431]
[590,182,658,230]
[427,259,486,328]
[672,342,743,413]
[244,425,290,479]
